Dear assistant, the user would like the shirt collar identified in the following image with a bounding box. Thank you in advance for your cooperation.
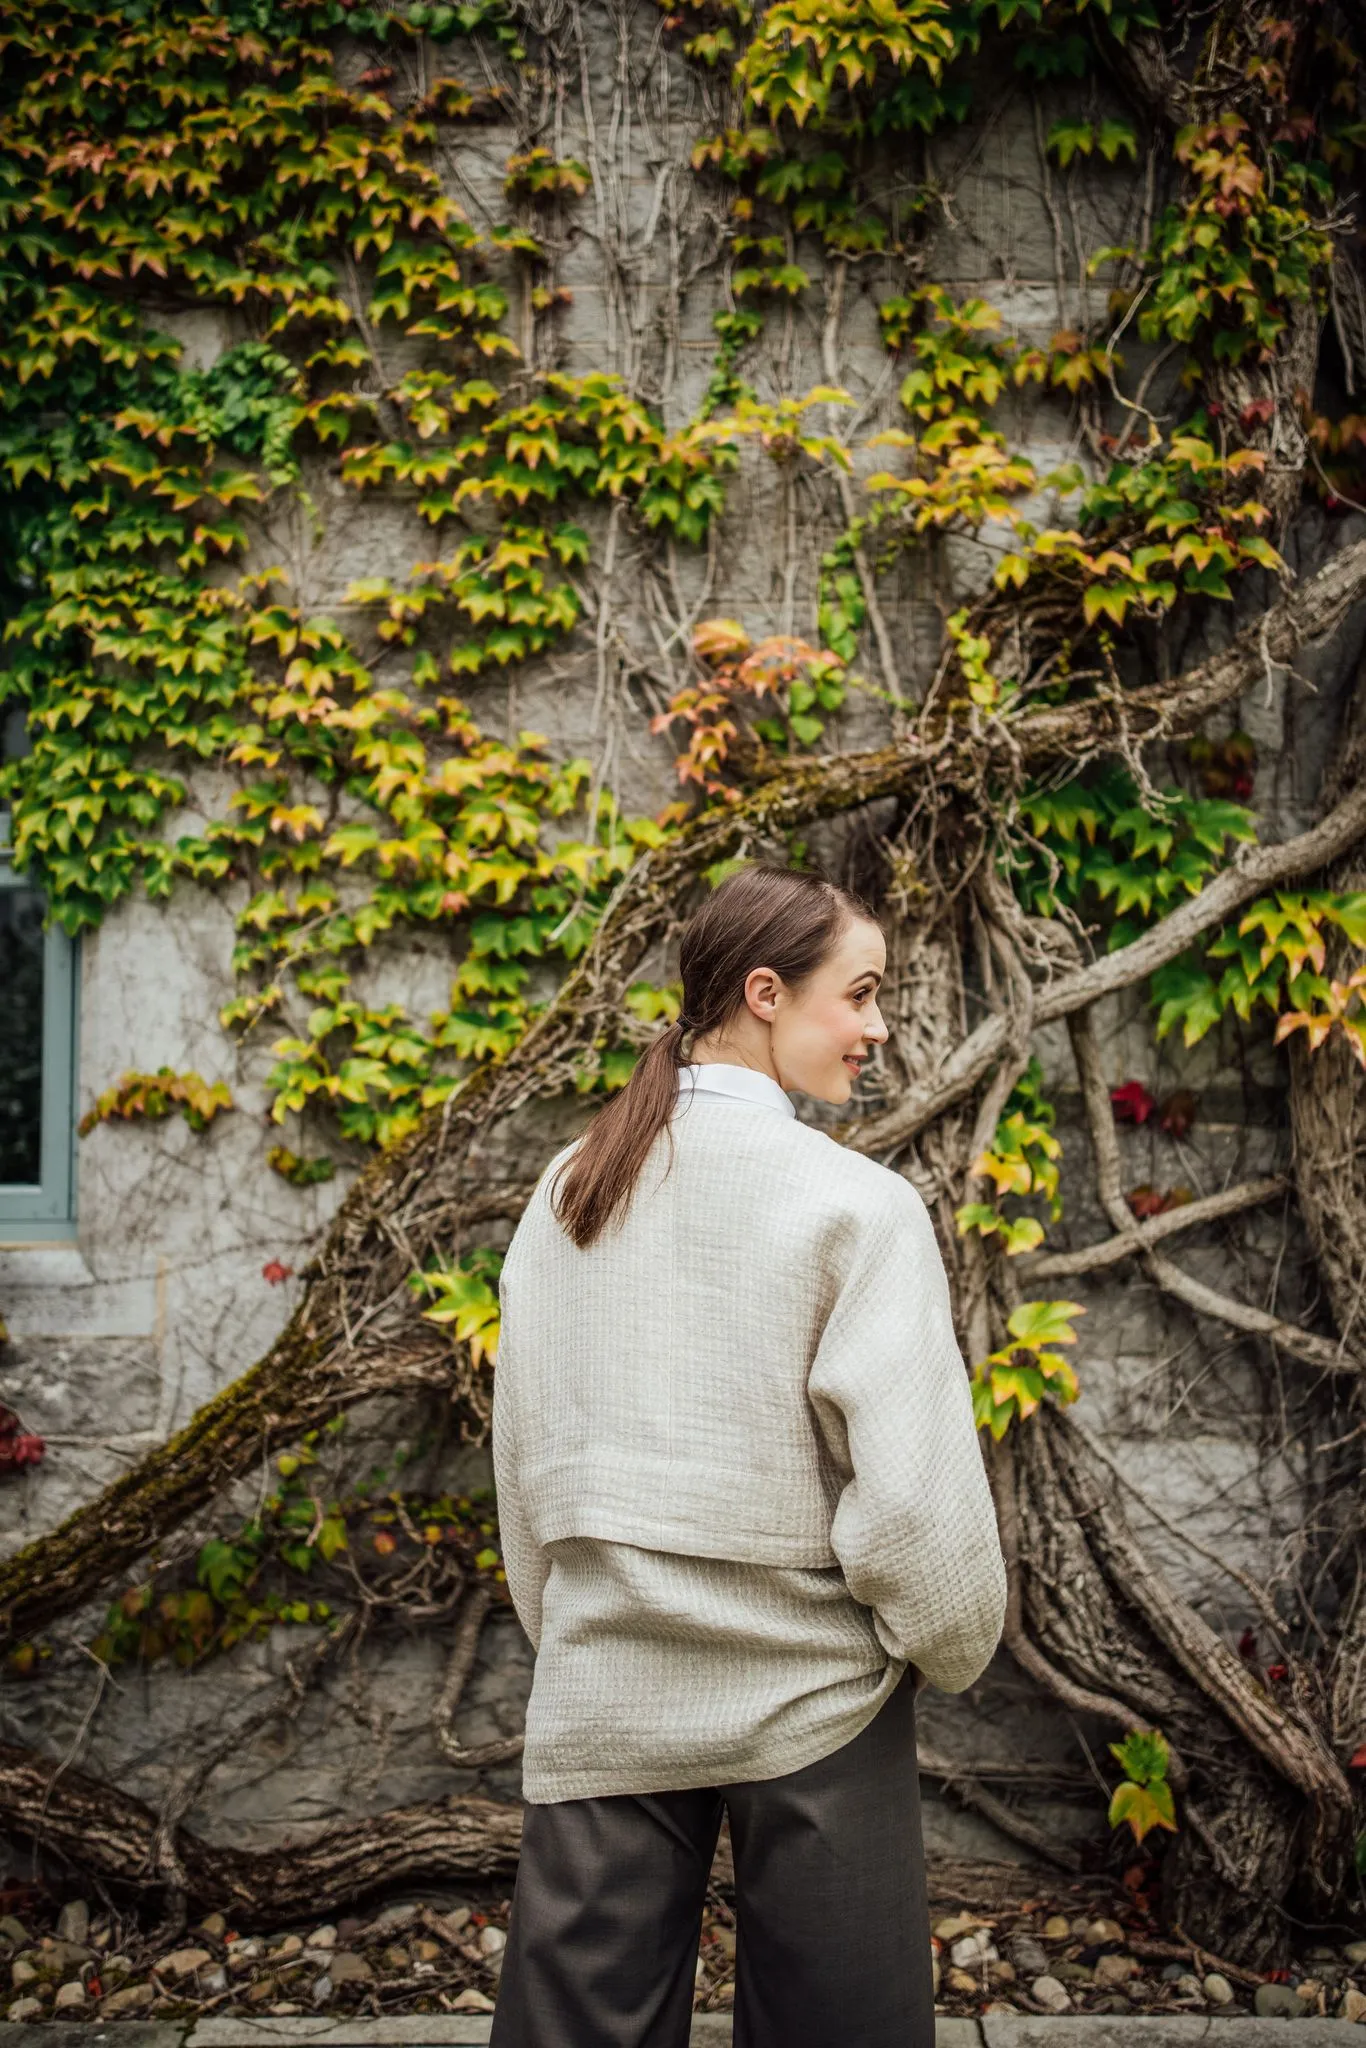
[678,1062,796,1118]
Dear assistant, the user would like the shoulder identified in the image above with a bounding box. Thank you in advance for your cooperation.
[502,1136,581,1273]
[717,1109,931,1242]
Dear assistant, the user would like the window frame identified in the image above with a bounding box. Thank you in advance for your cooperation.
[0,842,79,1236]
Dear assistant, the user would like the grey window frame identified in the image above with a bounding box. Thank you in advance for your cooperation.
[0,837,79,1237]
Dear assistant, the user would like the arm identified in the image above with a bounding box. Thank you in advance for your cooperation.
[807,1177,1007,1693]
[490,1311,549,1654]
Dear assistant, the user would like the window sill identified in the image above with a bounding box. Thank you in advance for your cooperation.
[0,1241,92,1286]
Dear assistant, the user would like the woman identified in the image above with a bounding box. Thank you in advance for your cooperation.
[489,861,1006,2048]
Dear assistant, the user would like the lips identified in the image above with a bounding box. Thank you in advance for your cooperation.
[843,1055,863,1072]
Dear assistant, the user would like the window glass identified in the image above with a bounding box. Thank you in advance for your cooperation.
[0,702,77,1227]
[0,884,45,1184]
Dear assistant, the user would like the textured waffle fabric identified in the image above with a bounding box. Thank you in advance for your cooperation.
[492,1062,1006,1803]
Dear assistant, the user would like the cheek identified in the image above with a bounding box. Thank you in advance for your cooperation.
[798,998,852,1042]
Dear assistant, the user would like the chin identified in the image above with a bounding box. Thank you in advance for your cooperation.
[820,1069,855,1105]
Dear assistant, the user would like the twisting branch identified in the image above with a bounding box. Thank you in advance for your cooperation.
[0,1742,522,1924]
[3,541,1365,1652]
[1022,1177,1289,1278]
[1067,1005,1364,1377]
[431,1582,525,1769]
[853,769,1366,1156]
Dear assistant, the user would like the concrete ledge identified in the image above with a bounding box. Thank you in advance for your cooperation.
[0,2019,1362,2046]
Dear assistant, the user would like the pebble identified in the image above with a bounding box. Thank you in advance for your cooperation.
[382,1943,411,1971]
[56,1903,89,1948]
[1031,1974,1071,2013]
[1298,1978,1325,2015]
[412,1938,442,1963]
[0,1921,30,1951]
[433,1908,472,1941]
[312,1976,333,2005]
[200,1966,227,1995]
[198,1913,228,1941]
[307,1925,337,1950]
[159,1946,213,1979]
[1255,1983,1303,2019]
[373,1903,419,1933]
[1174,1974,1205,2001]
[1008,1935,1050,1978]
[245,1979,278,2005]
[1204,1972,1235,2005]
[934,1913,981,1941]
[1042,1916,1071,1940]
[950,1932,998,1968]
[229,1940,262,1968]
[989,1960,1017,1986]
[55,1945,94,1978]
[1086,1918,1125,1945]
[6,1997,42,2022]
[54,1980,85,2009]
[946,1968,980,1995]
[271,1934,303,1959]
[1340,1987,1366,2022]
[1093,1954,1139,1988]
[479,1926,508,1957]
[269,2001,303,2015]
[327,1951,374,1986]
[102,1981,154,2015]
[450,1987,496,2012]
[10,1961,37,1991]
[1346,1945,1366,1966]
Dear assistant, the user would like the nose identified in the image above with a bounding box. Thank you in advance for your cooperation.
[863,1002,889,1046]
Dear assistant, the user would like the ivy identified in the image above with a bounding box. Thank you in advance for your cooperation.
[971,1297,1085,1440]
[1010,764,1259,951]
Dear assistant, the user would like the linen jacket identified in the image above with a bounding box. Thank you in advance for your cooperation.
[492,1069,1006,1695]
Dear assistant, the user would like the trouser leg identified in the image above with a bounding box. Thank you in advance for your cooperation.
[489,1784,723,2048]
[724,1670,934,2048]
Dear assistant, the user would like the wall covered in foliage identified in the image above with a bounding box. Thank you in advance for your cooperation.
[2,0,1366,1964]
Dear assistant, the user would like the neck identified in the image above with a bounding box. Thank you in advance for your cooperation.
[689,1038,780,1085]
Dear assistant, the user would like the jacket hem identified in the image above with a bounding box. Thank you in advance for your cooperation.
[520,1656,907,1804]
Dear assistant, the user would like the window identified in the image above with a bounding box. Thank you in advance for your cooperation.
[0,708,78,1236]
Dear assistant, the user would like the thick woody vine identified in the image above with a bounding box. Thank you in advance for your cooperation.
[1,0,1366,1963]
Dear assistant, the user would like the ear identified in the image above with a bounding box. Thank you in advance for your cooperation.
[743,965,780,1022]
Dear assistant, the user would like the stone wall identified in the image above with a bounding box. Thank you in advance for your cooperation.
[3,4,1365,1880]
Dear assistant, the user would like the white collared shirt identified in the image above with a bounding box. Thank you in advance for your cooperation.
[678,1060,796,1118]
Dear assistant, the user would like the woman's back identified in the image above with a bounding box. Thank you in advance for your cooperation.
[493,1064,1006,1802]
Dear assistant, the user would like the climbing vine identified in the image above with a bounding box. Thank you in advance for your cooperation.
[1,0,1365,1962]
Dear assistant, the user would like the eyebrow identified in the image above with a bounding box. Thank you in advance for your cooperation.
[849,969,883,988]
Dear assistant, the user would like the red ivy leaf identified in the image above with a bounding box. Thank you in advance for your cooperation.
[1266,1662,1288,1682]
[262,1260,294,1286]
[1238,1628,1258,1660]
[1126,1184,1167,1220]
[1346,1743,1366,1769]
[1111,1081,1155,1125]
[1158,1089,1199,1138]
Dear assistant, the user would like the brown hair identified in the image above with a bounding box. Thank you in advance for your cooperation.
[550,861,875,1249]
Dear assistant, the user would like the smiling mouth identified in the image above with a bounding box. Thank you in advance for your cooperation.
[843,1054,864,1072]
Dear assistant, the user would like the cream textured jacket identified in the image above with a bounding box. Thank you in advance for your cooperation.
[492,1062,1007,1803]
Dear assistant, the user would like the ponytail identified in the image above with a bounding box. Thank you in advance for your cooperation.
[549,1015,693,1249]
[549,861,872,1249]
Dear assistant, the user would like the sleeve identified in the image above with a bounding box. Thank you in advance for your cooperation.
[806,1176,1007,1694]
[490,1284,549,1654]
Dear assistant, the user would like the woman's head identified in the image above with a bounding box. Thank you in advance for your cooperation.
[549,862,886,1248]
[680,864,888,1099]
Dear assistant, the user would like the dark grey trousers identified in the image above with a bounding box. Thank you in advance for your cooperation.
[489,1669,933,2048]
